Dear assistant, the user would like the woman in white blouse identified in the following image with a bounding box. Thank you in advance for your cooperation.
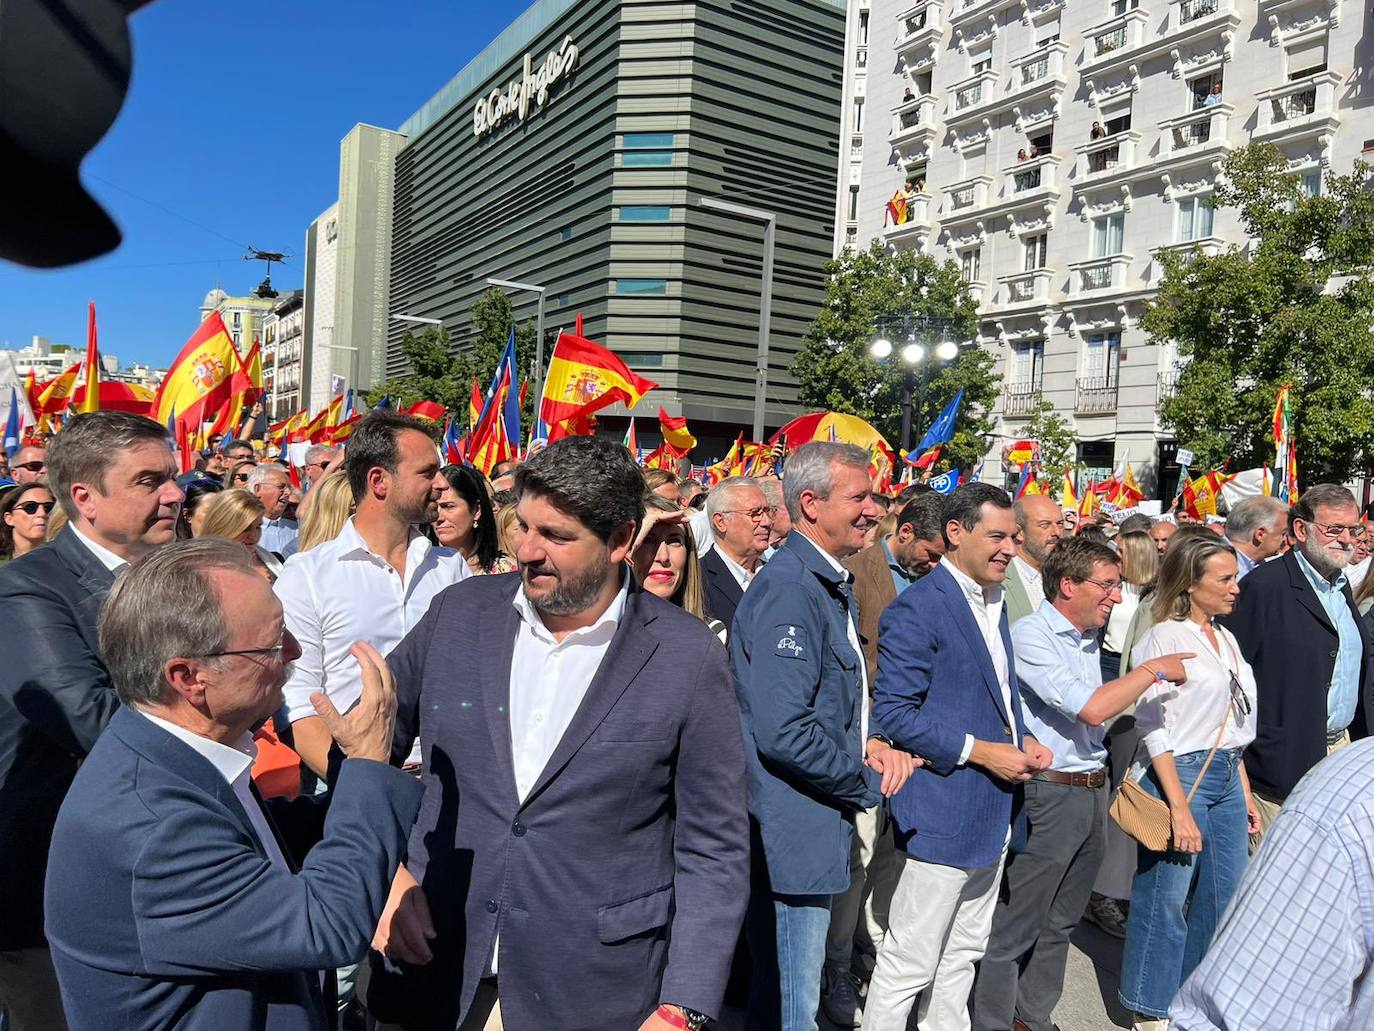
[1118,533,1260,1030]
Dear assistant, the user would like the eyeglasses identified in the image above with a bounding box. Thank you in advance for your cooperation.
[14,500,56,515]
[13,461,45,473]
[1082,576,1123,594]
[232,473,252,483]
[200,628,291,660]
[1306,520,1361,541]
[724,506,776,522]
[1228,670,1250,718]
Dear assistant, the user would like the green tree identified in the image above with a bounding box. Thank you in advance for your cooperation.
[1020,401,1079,476]
[1144,145,1374,483]
[790,240,996,471]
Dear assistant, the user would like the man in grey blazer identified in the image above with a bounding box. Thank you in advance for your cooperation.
[366,436,750,1031]
[1005,495,1063,625]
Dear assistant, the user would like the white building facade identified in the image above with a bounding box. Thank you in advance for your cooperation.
[838,0,1365,491]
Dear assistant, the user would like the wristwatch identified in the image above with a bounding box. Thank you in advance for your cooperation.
[657,1004,709,1030]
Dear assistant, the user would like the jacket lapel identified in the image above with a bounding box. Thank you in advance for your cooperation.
[478,581,522,806]
[1287,551,1336,633]
[54,526,118,616]
[704,551,744,607]
[518,586,659,810]
[932,565,1009,722]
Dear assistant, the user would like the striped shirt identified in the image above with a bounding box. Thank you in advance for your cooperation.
[1170,737,1374,1030]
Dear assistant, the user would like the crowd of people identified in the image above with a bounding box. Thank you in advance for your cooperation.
[0,408,1371,1031]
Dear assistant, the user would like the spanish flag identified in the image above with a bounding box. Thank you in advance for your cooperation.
[78,301,100,414]
[538,332,657,442]
[658,407,696,453]
[1060,469,1078,511]
[36,360,82,419]
[153,312,239,428]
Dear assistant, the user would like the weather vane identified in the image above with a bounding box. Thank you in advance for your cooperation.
[245,247,290,299]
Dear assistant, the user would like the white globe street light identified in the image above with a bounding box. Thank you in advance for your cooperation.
[870,338,894,359]
[936,339,960,362]
[901,343,925,365]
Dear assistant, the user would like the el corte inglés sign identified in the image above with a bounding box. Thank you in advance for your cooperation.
[472,35,580,138]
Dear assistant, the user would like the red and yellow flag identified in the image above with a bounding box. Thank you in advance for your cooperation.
[539,332,657,441]
[1060,469,1078,512]
[153,312,240,428]
[658,407,696,453]
[36,360,83,419]
[78,301,100,414]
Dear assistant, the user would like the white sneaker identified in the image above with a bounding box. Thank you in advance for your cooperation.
[821,965,863,1028]
[1132,1015,1169,1030]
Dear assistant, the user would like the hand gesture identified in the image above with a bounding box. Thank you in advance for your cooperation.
[631,505,686,556]
[865,739,923,797]
[1147,653,1195,684]
[310,641,396,763]
[373,864,436,965]
[1170,804,1203,854]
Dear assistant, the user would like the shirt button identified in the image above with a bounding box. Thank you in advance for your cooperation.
[512,820,527,837]
[1331,650,1339,658]
[486,899,498,913]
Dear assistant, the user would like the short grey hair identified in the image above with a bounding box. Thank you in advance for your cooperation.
[782,442,870,521]
[706,478,763,536]
[47,411,172,519]
[756,477,783,508]
[99,539,256,707]
[1224,495,1288,543]
[245,462,288,491]
[304,444,339,466]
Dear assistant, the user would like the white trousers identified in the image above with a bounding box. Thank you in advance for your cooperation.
[863,847,1006,1031]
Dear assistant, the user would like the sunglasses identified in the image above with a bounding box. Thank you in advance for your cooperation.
[1228,670,1250,719]
[13,461,45,473]
[233,473,252,483]
[15,500,56,515]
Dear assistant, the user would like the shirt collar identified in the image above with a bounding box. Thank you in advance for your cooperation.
[511,570,630,645]
[70,524,130,573]
[882,536,917,584]
[1296,547,1348,592]
[136,709,256,784]
[335,516,431,564]
[792,529,850,582]
[944,557,999,605]
[716,547,764,583]
[1039,598,1093,642]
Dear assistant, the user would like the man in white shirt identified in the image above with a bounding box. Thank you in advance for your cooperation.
[247,462,298,554]
[275,410,468,777]
[699,478,772,629]
[0,411,183,1031]
[1006,494,1062,624]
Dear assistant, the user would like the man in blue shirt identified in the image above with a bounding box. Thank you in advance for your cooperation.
[972,536,1191,1031]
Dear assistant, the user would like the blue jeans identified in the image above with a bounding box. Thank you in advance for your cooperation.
[1118,748,1249,1018]
[745,891,832,1031]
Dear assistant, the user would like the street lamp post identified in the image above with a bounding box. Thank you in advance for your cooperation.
[485,278,547,392]
[869,315,963,454]
[699,196,777,442]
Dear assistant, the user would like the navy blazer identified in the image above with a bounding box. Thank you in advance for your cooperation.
[699,547,745,629]
[873,563,1029,870]
[45,707,423,1031]
[366,573,749,1031]
[0,526,121,949]
[731,532,883,896]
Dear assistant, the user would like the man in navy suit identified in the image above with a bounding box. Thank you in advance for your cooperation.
[866,483,1053,1031]
[366,436,749,1031]
[732,442,918,1031]
[0,411,184,1030]
[44,539,424,1031]
[699,477,773,629]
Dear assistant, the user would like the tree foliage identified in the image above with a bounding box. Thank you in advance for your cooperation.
[366,288,538,430]
[1144,145,1374,483]
[791,241,997,471]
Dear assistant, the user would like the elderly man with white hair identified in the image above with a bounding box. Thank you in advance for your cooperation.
[699,477,773,630]
[246,462,297,554]
[1223,495,1289,579]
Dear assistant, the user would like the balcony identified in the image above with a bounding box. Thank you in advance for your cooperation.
[946,68,1000,123]
[1081,0,1239,74]
[889,94,940,155]
[1068,254,1132,296]
[1009,40,1071,103]
[1080,9,1150,72]
[1074,130,1141,185]
[1157,103,1233,163]
[895,0,943,62]
[1253,71,1342,141]
[1162,0,1242,44]
[1001,153,1061,205]
[1003,384,1044,416]
[992,268,1055,314]
[856,45,868,69]
[1157,370,1180,402]
[1076,377,1120,414]
[849,134,864,161]
[942,174,995,222]
[881,192,932,245]
[1152,236,1227,264]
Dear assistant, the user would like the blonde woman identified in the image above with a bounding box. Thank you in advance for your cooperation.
[294,471,354,554]
[196,489,283,579]
[630,494,721,638]
[1120,533,1259,1028]
[1102,531,1159,680]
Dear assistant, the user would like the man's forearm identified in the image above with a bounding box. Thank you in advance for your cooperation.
[291,716,334,778]
[1080,664,1157,726]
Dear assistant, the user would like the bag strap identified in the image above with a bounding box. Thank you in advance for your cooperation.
[1183,691,1232,805]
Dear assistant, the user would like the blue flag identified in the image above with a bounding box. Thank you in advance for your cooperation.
[928,469,959,495]
[373,395,393,411]
[913,387,966,454]
[2,388,20,459]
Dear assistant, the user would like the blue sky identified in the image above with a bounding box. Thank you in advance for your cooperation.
[0,0,512,369]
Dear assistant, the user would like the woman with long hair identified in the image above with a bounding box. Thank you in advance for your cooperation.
[1102,530,1160,680]
[435,464,514,574]
[223,459,257,490]
[175,475,224,540]
[196,489,282,579]
[0,482,56,560]
[1119,534,1259,1029]
[630,494,722,639]
[295,471,354,554]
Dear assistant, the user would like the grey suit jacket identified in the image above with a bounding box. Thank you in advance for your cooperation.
[1004,560,1037,626]
[368,573,749,1031]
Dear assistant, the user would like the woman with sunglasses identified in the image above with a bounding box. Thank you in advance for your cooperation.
[0,482,56,561]
[1118,534,1259,1030]
[224,459,258,489]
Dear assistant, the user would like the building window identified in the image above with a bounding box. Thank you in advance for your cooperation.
[1083,332,1122,386]
[1110,0,1139,14]
[616,279,669,295]
[1189,72,1223,110]
[1300,168,1322,197]
[620,205,672,223]
[624,151,673,167]
[1091,213,1125,257]
[1012,340,1044,390]
[630,353,665,367]
[623,133,674,167]
[972,55,993,74]
[961,248,982,282]
[624,132,675,149]
[555,293,571,306]
[560,225,574,241]
[1024,234,1048,270]
[858,10,869,44]
[1105,112,1132,135]
[1177,195,1214,242]
[853,97,864,133]
[847,186,860,222]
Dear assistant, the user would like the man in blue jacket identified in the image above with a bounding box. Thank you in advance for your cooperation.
[732,442,918,1031]
[865,482,1052,1031]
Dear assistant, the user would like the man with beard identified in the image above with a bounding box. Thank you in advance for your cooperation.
[364,435,748,1031]
[1224,483,1374,840]
[0,411,183,1030]
[274,410,469,779]
[1005,495,1063,624]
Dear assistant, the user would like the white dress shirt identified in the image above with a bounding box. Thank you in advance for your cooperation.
[275,518,470,763]
[136,710,290,872]
[796,531,870,751]
[70,524,129,573]
[944,560,1019,763]
[259,516,299,555]
[716,546,765,592]
[1132,618,1258,759]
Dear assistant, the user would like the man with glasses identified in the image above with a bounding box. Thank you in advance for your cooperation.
[221,438,255,464]
[700,478,773,630]
[971,537,1190,1031]
[302,444,340,489]
[11,445,46,485]
[1224,483,1374,840]
[246,463,297,555]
